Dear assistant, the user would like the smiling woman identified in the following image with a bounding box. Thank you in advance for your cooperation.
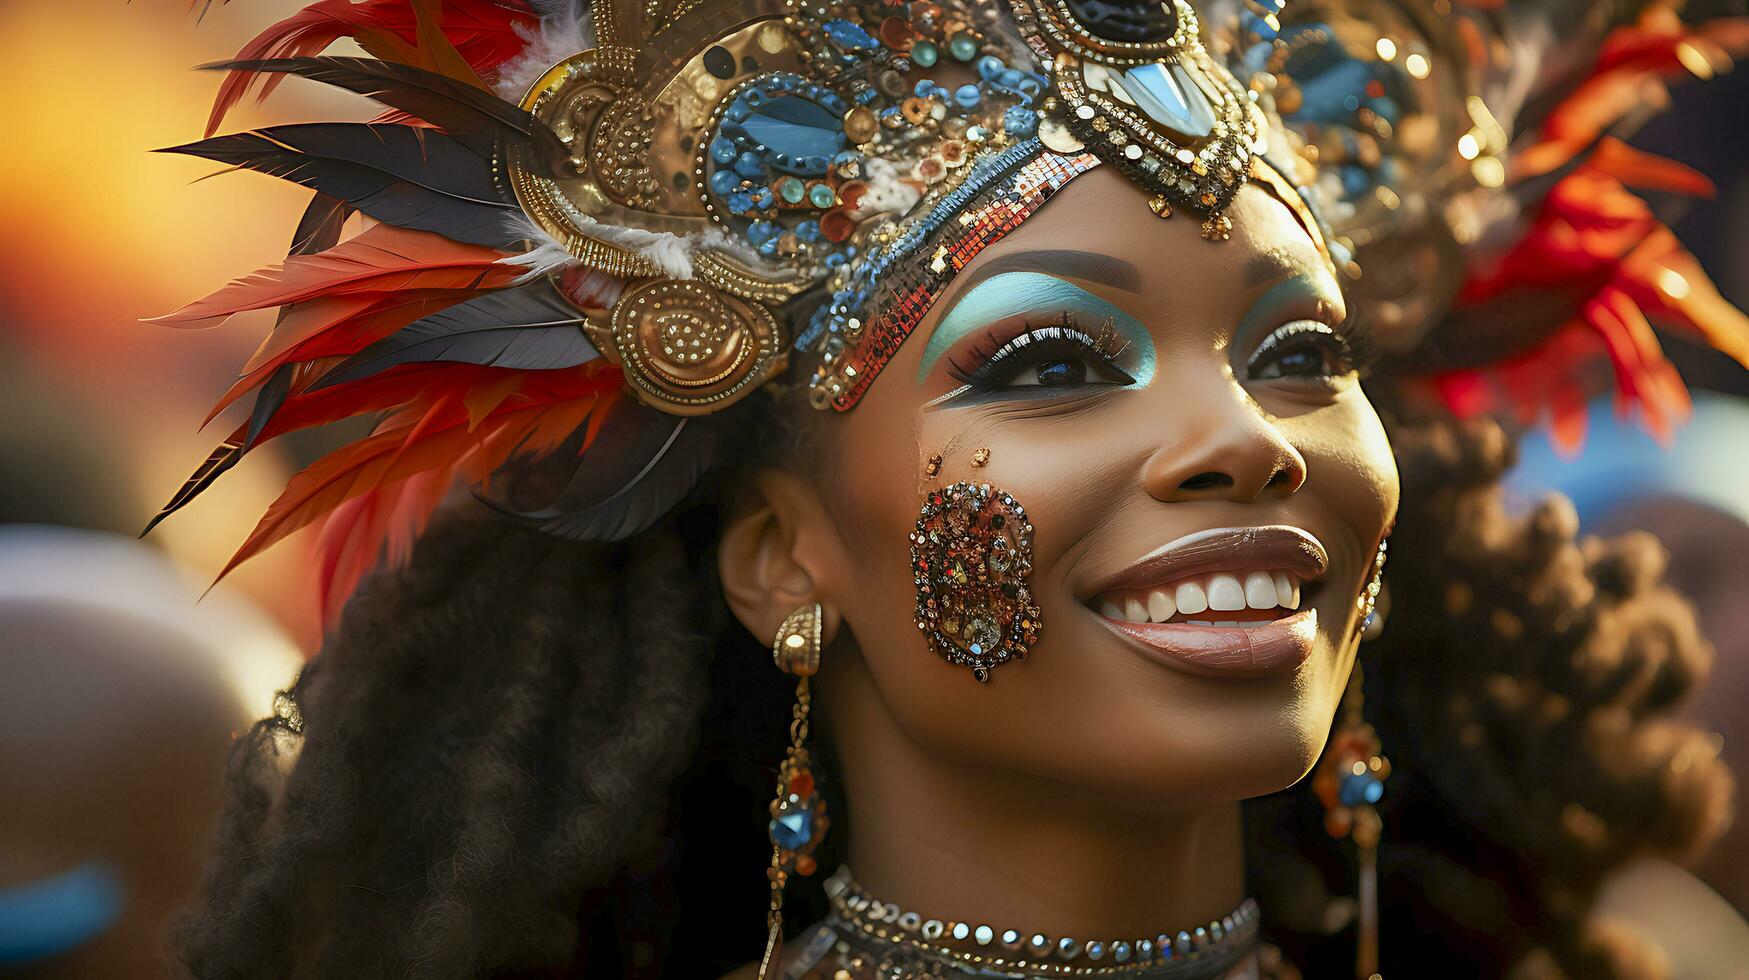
[151,0,1746,978]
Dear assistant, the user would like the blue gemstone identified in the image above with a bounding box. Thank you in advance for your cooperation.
[709,137,737,164]
[976,55,1004,80]
[708,169,741,196]
[1339,772,1384,806]
[823,18,877,51]
[752,186,775,209]
[796,220,823,243]
[747,220,779,245]
[734,151,766,179]
[1003,106,1038,137]
[911,40,939,67]
[726,190,754,213]
[769,808,813,849]
[727,95,845,176]
[954,84,982,108]
[1087,941,1105,960]
[824,251,846,268]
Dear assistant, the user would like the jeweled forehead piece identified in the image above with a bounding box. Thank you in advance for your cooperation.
[1013,0,1266,241]
[501,0,1326,417]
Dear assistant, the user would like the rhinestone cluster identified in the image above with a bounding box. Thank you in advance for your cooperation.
[820,866,1263,977]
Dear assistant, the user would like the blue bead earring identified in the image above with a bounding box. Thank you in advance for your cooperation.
[757,602,829,980]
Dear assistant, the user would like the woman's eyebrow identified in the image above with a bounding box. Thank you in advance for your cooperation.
[934,249,1139,313]
[1242,249,1327,289]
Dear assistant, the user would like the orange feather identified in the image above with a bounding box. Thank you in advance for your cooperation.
[154,224,520,328]
[218,363,619,583]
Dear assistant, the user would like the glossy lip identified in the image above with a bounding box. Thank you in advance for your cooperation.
[1084,525,1330,597]
[1100,609,1320,677]
[1083,526,1331,678]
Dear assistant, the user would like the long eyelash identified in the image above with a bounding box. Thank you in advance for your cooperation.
[945,312,1128,385]
[1248,315,1380,377]
[1338,311,1379,377]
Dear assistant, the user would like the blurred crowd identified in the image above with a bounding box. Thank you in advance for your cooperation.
[0,1,1745,976]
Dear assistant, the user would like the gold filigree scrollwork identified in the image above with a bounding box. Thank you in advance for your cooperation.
[609,279,787,414]
[586,95,664,209]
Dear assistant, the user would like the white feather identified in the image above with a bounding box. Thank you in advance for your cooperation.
[495,1,596,101]
[496,214,766,292]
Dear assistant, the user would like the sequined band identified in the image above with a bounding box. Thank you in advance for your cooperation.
[824,148,1102,411]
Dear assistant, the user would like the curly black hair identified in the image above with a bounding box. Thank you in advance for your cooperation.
[172,404,1732,979]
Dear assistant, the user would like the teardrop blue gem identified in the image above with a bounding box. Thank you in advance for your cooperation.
[731,96,846,176]
[770,808,814,850]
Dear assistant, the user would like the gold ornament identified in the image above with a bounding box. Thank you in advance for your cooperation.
[607,279,786,414]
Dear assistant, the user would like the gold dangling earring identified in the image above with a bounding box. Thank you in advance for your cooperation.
[1313,539,1390,980]
[757,602,828,980]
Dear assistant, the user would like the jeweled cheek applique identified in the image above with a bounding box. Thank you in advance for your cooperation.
[909,482,1041,682]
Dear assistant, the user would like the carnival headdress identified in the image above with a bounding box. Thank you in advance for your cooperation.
[149,0,1748,618]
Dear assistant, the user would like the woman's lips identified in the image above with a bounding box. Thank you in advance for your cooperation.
[1083,525,1331,676]
[1100,609,1319,677]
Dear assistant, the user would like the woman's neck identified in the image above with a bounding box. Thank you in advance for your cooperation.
[825,667,1246,940]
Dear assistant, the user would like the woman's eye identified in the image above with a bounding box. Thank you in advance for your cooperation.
[1026,357,1086,386]
[1247,322,1354,381]
[950,323,1137,393]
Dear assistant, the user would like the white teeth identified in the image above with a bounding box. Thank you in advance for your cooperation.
[1147,589,1176,623]
[1272,571,1295,609]
[1207,573,1246,611]
[1245,571,1277,610]
[1175,581,1209,615]
[1096,570,1304,624]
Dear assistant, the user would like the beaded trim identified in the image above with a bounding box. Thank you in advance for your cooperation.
[812,146,1102,411]
[799,866,1262,978]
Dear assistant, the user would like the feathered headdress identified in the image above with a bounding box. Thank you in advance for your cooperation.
[149,0,1747,622]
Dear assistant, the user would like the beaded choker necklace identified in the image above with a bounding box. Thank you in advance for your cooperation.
[783,866,1262,979]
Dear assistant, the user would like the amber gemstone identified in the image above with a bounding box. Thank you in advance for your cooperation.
[795,854,818,876]
[789,769,815,798]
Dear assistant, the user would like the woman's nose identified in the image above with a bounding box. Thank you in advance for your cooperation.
[1141,384,1307,503]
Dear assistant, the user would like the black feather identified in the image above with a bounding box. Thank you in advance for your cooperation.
[289,191,352,256]
[243,364,296,452]
[161,124,518,247]
[141,438,245,536]
[202,58,569,172]
[480,404,735,542]
[312,281,596,388]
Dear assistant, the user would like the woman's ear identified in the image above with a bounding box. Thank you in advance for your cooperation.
[718,469,846,647]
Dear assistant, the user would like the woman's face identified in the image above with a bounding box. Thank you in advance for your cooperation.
[811,166,1399,805]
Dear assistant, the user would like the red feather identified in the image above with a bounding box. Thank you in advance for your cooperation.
[153,224,520,328]
[206,0,538,135]
[204,293,477,424]
[219,362,620,587]
[1436,14,1749,449]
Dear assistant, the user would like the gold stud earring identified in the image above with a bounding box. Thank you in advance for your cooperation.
[758,602,828,980]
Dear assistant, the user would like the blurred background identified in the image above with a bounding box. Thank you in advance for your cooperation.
[0,2,1745,977]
